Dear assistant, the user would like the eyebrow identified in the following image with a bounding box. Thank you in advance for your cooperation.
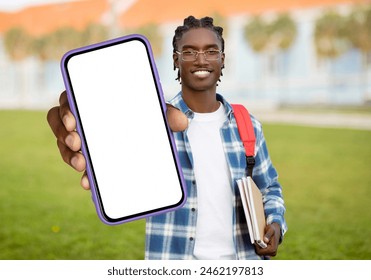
[181,44,220,50]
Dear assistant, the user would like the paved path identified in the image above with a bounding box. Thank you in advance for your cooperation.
[252,110,371,131]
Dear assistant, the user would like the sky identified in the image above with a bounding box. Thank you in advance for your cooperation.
[0,0,76,11]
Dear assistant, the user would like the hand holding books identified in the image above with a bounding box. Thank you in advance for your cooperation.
[237,176,282,256]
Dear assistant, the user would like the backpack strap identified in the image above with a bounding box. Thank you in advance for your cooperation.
[231,104,256,177]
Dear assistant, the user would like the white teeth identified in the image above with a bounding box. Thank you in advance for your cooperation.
[194,70,210,77]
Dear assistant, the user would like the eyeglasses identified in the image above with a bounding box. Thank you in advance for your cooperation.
[175,50,223,61]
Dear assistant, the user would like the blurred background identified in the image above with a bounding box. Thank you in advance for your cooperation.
[0,0,370,110]
[0,0,371,260]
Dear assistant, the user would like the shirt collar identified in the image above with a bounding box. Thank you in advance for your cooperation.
[170,92,234,123]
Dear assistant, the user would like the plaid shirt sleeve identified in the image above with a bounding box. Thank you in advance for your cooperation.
[145,92,287,260]
[250,115,288,239]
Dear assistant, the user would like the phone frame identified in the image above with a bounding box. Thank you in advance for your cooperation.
[60,34,186,225]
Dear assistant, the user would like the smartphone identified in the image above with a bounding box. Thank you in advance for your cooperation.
[60,34,186,225]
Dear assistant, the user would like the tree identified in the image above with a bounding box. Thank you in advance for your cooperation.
[244,14,297,53]
[269,14,297,51]
[32,36,49,61]
[243,14,297,104]
[44,27,83,60]
[30,35,50,93]
[244,14,297,68]
[313,10,350,104]
[313,10,348,61]
[346,5,371,102]
[347,5,371,68]
[3,28,33,107]
[128,23,163,57]
[3,28,32,61]
[81,23,109,46]
[243,16,271,53]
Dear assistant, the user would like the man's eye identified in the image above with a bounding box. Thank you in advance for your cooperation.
[183,51,195,55]
[206,50,219,55]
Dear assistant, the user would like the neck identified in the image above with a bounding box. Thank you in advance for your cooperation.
[181,87,219,113]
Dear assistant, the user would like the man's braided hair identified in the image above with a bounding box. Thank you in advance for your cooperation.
[172,16,225,82]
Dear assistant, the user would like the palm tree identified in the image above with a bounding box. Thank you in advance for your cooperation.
[32,36,49,61]
[269,14,297,52]
[31,35,50,94]
[243,16,271,53]
[244,14,297,53]
[3,28,32,61]
[269,14,297,103]
[314,10,348,62]
[243,14,297,102]
[346,5,371,103]
[45,27,83,61]
[129,23,163,57]
[31,24,109,62]
[243,16,272,98]
[81,23,109,45]
[28,24,108,99]
[244,14,297,72]
[3,28,33,107]
[314,10,349,103]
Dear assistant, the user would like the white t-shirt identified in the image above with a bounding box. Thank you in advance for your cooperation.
[187,102,236,260]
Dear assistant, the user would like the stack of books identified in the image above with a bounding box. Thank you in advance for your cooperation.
[237,176,267,249]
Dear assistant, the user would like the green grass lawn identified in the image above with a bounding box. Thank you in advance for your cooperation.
[265,124,371,260]
[0,110,145,260]
[0,110,370,260]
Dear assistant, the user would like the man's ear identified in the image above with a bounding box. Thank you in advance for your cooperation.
[221,52,225,69]
[173,52,179,69]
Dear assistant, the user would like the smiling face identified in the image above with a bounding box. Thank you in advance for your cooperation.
[173,28,225,94]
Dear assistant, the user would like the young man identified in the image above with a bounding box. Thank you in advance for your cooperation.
[47,16,287,260]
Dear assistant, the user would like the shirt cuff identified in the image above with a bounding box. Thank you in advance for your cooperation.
[266,214,287,244]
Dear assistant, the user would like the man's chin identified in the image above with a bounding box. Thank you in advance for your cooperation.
[184,79,219,92]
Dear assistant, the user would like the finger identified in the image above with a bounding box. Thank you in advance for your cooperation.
[59,91,76,132]
[166,103,188,132]
[47,107,81,152]
[57,139,86,172]
[264,225,276,244]
[47,106,66,139]
[254,243,277,257]
[81,171,90,190]
[64,131,82,152]
[254,224,279,256]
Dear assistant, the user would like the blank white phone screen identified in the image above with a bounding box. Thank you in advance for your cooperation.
[65,38,184,222]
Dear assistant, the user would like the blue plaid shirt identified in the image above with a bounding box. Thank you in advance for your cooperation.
[145,92,287,260]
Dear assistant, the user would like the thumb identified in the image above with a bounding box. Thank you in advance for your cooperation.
[166,103,188,132]
[263,225,275,243]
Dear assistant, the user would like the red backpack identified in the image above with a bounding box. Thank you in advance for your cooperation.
[232,104,256,177]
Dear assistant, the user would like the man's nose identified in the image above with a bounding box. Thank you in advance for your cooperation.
[195,51,208,64]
